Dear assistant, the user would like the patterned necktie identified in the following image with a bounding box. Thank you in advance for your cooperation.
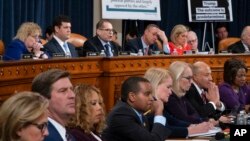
[63,42,71,57]
[201,91,207,104]
[104,44,111,57]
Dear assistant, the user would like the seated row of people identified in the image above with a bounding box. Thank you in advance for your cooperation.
[2,57,249,140]
[3,15,249,61]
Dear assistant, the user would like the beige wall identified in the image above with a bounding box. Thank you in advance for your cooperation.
[93,0,122,45]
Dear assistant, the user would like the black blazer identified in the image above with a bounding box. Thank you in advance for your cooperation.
[82,36,120,57]
[228,41,246,53]
[124,37,159,54]
[44,37,79,57]
[102,101,171,141]
[185,84,221,120]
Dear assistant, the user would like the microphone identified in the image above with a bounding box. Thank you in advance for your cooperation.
[215,132,225,140]
[40,47,45,51]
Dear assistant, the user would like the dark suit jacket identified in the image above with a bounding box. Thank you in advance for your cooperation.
[147,107,190,138]
[69,127,102,141]
[185,84,222,120]
[44,37,79,57]
[227,41,246,53]
[102,101,171,141]
[82,36,120,57]
[165,92,203,124]
[44,121,63,141]
[124,37,159,54]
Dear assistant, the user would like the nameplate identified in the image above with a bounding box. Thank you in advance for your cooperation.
[22,54,33,59]
[119,51,130,56]
[87,52,100,56]
[183,50,196,55]
[52,53,65,58]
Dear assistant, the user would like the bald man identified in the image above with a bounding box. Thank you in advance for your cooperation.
[185,61,227,122]
[228,26,250,53]
[187,31,199,52]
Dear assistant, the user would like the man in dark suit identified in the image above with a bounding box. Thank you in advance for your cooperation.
[32,69,76,141]
[185,61,227,122]
[102,77,171,141]
[44,15,79,58]
[125,24,170,55]
[82,19,120,57]
[228,26,250,53]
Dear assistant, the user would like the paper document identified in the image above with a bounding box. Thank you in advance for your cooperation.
[188,127,222,137]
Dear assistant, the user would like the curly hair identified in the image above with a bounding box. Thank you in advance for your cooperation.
[223,58,247,85]
[14,22,41,42]
[68,84,106,134]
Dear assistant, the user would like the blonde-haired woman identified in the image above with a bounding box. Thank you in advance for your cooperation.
[169,24,192,55]
[3,22,48,60]
[0,91,49,141]
[166,61,204,123]
[69,84,106,141]
[144,67,211,138]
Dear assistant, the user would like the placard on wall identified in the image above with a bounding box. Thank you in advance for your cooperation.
[102,0,161,21]
[187,0,233,22]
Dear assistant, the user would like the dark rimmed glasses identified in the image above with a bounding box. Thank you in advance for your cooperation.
[30,122,48,133]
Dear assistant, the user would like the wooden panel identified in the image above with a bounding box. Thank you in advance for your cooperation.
[0,54,250,111]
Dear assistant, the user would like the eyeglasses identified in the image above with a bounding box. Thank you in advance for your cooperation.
[30,122,48,133]
[188,39,197,44]
[99,28,114,33]
[30,35,42,42]
[182,76,193,81]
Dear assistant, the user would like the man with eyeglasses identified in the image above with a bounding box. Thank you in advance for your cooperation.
[32,69,76,141]
[124,24,170,55]
[82,19,120,57]
[187,31,199,53]
[185,61,230,124]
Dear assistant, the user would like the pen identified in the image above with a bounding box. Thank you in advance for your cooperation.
[144,96,157,115]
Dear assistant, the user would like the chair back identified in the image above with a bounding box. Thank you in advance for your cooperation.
[218,37,240,52]
[0,40,4,55]
[67,33,87,48]
[40,39,47,45]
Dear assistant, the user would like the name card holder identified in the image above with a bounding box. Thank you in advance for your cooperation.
[87,52,100,57]
[52,53,65,58]
[119,51,130,56]
[22,54,33,59]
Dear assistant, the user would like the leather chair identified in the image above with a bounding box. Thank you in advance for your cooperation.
[0,40,4,55]
[40,39,47,45]
[218,37,240,52]
[67,33,87,48]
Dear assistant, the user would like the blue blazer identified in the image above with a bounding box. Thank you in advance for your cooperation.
[44,121,76,141]
[44,121,63,141]
[3,39,31,60]
[44,37,79,58]
[124,37,159,54]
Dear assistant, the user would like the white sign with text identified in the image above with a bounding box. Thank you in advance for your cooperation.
[102,0,161,21]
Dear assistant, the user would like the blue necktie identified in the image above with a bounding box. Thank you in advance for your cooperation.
[63,42,71,57]
[104,44,111,57]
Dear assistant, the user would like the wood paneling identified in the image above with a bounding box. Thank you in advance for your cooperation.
[1,54,250,111]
